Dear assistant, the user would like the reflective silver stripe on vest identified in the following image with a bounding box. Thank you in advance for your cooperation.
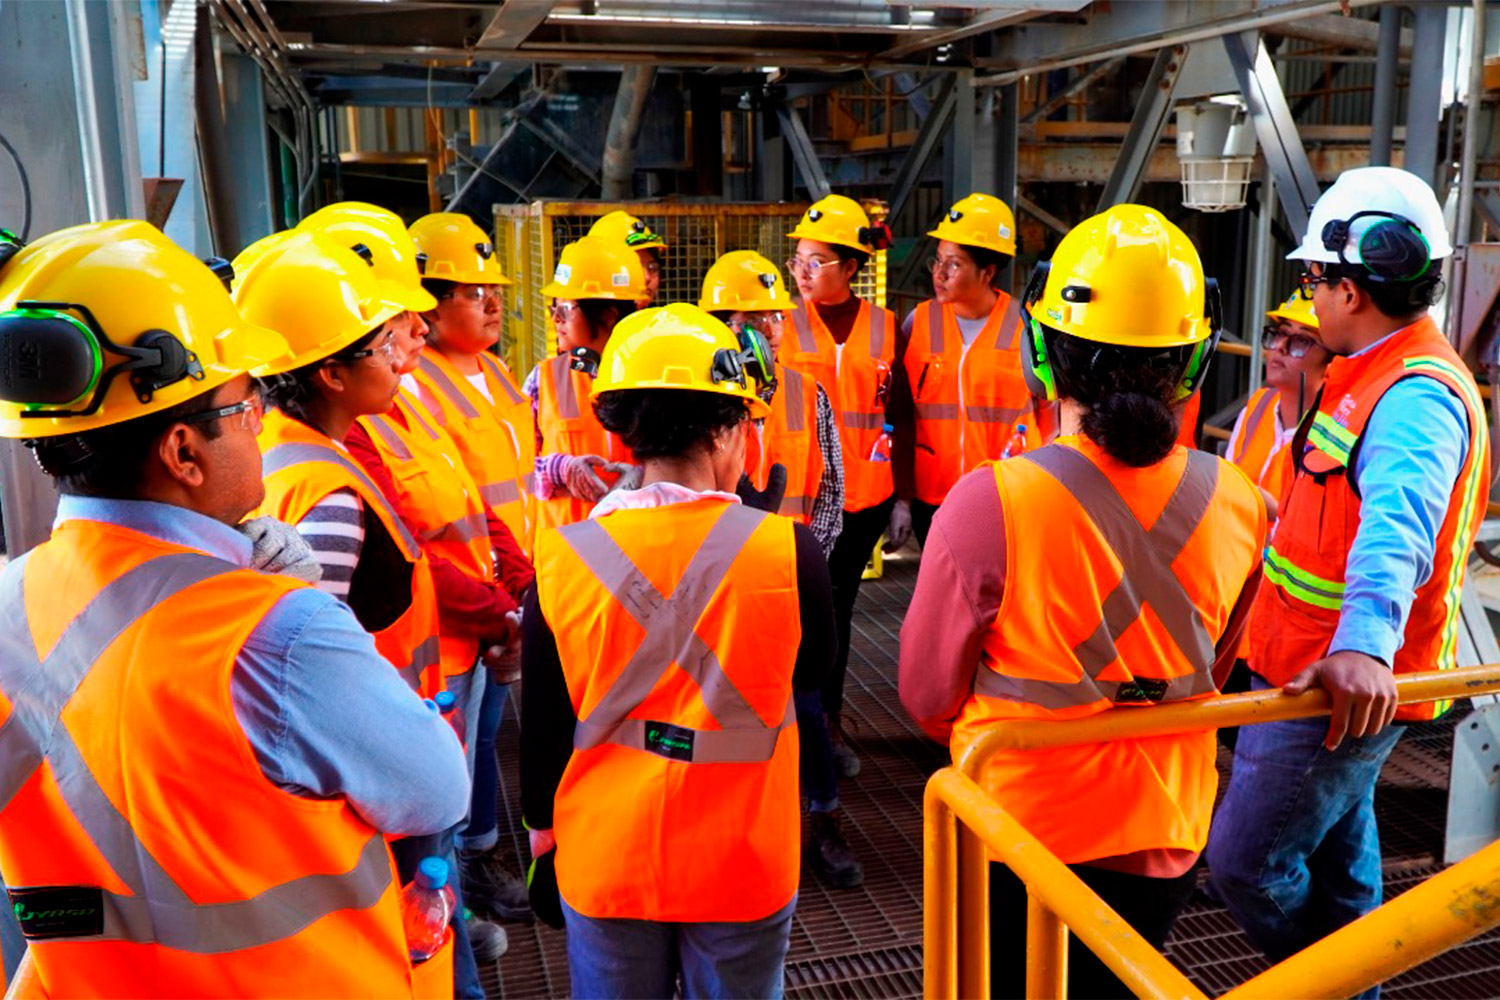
[421,513,489,548]
[966,404,1030,425]
[916,402,959,422]
[482,480,521,507]
[402,393,443,441]
[558,506,793,763]
[781,369,807,433]
[0,554,394,951]
[549,354,580,419]
[927,299,945,354]
[479,353,526,406]
[867,302,886,358]
[841,411,885,431]
[975,447,1220,709]
[789,303,818,354]
[398,635,442,691]
[992,295,1022,352]
[417,355,481,420]
[262,442,421,560]
[1235,389,1277,465]
[364,414,412,461]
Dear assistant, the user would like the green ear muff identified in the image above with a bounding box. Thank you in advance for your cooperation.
[1019,260,1056,401]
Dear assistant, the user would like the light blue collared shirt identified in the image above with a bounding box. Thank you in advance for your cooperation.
[1325,335,1473,665]
[52,497,469,837]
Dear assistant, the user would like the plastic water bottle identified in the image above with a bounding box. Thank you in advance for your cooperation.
[868,423,894,463]
[434,690,465,744]
[1001,423,1028,460]
[401,856,456,964]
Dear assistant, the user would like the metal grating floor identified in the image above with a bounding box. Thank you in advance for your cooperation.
[484,553,1500,998]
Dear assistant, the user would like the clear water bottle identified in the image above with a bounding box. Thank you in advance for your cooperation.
[1001,423,1029,460]
[868,423,894,463]
[401,856,456,964]
[434,690,465,744]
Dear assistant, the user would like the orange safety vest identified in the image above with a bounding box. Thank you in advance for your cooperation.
[783,299,896,512]
[1249,317,1490,721]
[534,352,635,533]
[256,409,443,698]
[905,294,1039,505]
[951,437,1266,863]
[411,348,533,555]
[534,499,801,921]
[744,362,825,524]
[0,519,441,998]
[361,389,496,679]
[1230,386,1294,502]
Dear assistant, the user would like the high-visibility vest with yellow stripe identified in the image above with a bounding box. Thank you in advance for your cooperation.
[744,362,825,524]
[360,389,496,678]
[0,519,440,998]
[534,353,635,533]
[951,437,1266,863]
[905,294,1039,505]
[255,409,443,698]
[782,299,896,512]
[1249,316,1491,721]
[534,498,801,922]
[411,347,533,554]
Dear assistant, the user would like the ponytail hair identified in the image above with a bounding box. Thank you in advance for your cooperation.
[1045,327,1194,468]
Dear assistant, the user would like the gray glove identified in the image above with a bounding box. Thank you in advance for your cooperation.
[884,499,913,553]
[238,516,323,583]
[605,462,644,494]
[563,454,611,502]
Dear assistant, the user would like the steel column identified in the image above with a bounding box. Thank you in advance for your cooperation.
[1405,3,1448,191]
[1225,32,1320,240]
[1021,58,1124,125]
[775,102,830,200]
[887,75,958,228]
[950,69,975,201]
[1369,4,1401,167]
[600,66,655,200]
[1245,167,1274,395]
[996,83,1020,291]
[1096,46,1186,211]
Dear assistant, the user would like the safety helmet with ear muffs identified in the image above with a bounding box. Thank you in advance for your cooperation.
[1019,204,1221,404]
[788,194,892,254]
[0,220,289,439]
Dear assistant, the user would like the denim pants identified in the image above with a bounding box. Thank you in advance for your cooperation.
[793,691,839,813]
[460,679,511,852]
[560,896,796,999]
[1206,678,1402,996]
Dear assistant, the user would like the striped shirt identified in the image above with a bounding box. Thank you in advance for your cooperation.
[294,488,364,600]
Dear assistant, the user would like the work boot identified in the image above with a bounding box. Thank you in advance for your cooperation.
[809,809,864,889]
[828,712,861,779]
[464,909,509,964]
[460,846,534,923]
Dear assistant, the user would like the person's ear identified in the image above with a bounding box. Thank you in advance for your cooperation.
[314,362,347,396]
[156,421,207,489]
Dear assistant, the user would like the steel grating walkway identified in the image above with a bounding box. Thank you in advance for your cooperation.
[486,553,1500,998]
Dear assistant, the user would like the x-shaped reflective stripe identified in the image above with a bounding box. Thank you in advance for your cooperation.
[262,442,421,560]
[977,447,1220,709]
[559,507,783,758]
[417,356,481,420]
[550,355,582,419]
[0,554,392,951]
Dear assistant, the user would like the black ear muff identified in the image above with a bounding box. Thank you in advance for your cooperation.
[0,229,24,271]
[350,243,375,266]
[857,222,894,252]
[129,330,204,401]
[0,309,100,406]
[1321,211,1431,283]
[202,256,235,291]
[1019,261,1057,401]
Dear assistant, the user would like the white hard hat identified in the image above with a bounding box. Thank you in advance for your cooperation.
[1288,167,1452,274]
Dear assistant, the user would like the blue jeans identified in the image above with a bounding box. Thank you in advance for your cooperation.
[561,896,795,999]
[794,691,839,813]
[460,679,511,852]
[390,828,486,1000]
[1206,678,1401,996]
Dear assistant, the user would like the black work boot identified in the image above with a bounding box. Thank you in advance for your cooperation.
[828,712,861,779]
[809,809,864,889]
[459,846,534,923]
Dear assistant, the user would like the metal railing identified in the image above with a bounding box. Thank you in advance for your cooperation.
[924,664,1500,999]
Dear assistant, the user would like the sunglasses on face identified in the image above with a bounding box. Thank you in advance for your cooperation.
[1263,325,1324,359]
[1295,270,1338,300]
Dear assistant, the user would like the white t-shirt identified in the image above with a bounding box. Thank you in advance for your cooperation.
[466,371,494,404]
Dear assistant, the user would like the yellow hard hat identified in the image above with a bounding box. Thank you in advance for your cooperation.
[541,235,647,301]
[0,221,288,438]
[587,210,666,252]
[697,251,790,313]
[928,192,1018,257]
[408,212,512,286]
[787,194,889,253]
[231,230,403,376]
[228,230,300,291]
[592,303,771,418]
[1028,205,1216,349]
[1265,290,1319,330]
[299,202,436,312]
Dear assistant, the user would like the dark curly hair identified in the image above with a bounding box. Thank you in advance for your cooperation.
[593,388,750,460]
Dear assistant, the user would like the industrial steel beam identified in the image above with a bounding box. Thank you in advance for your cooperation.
[1097,46,1186,211]
[601,66,655,200]
[775,103,831,201]
[878,2,1090,61]
[469,62,529,104]
[1020,58,1124,125]
[1405,3,1448,191]
[886,75,958,229]
[950,70,975,200]
[1224,32,1320,239]
[477,1,553,49]
[1369,5,1402,166]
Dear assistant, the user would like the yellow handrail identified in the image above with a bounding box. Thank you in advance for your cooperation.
[925,663,1500,999]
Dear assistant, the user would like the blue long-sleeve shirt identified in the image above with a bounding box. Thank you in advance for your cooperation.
[53,496,470,837]
[1327,364,1472,666]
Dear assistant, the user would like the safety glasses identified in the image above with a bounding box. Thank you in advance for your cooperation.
[785,256,837,279]
[1262,325,1325,359]
[1295,269,1339,300]
[179,381,265,434]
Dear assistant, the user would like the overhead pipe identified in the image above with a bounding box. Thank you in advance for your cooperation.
[600,66,655,200]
